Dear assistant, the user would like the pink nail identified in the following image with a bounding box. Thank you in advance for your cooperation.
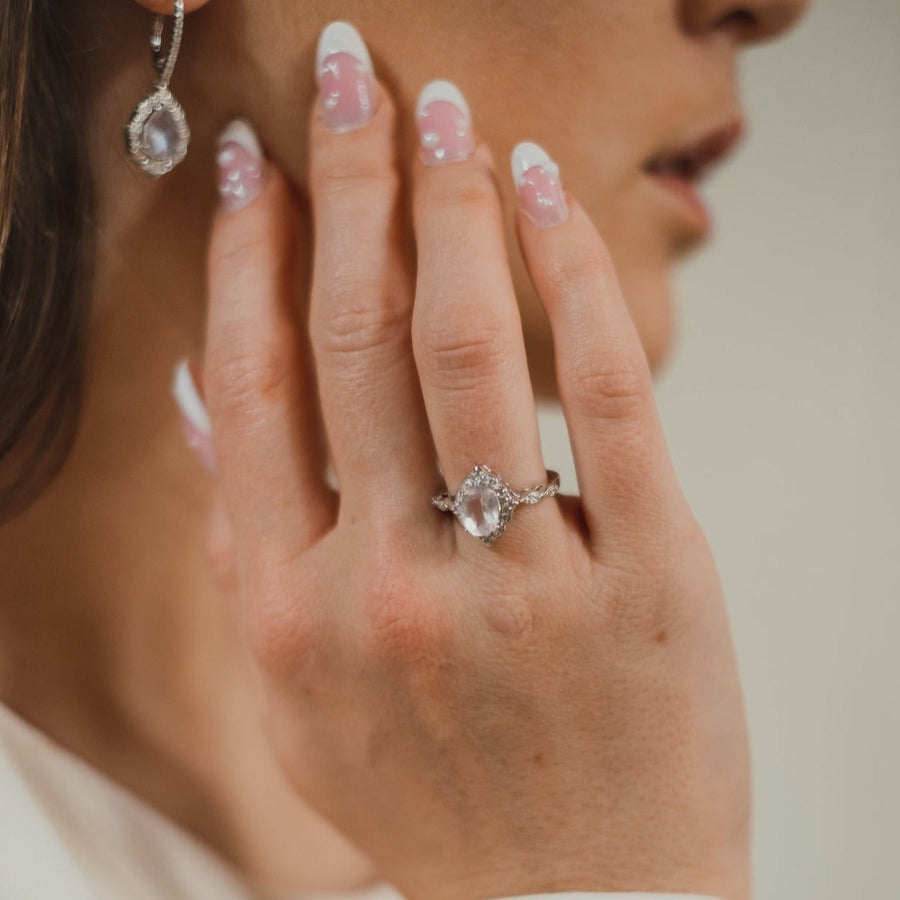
[416,80,475,167]
[217,120,265,213]
[172,360,216,475]
[316,22,377,132]
[511,141,569,228]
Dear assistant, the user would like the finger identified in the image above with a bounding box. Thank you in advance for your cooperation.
[207,488,239,605]
[411,82,558,550]
[171,358,217,475]
[205,121,334,558]
[308,22,435,520]
[510,142,683,549]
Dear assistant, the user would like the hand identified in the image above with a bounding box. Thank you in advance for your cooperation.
[201,55,751,900]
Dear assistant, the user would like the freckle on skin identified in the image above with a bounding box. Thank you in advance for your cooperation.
[656,630,667,644]
[533,752,544,765]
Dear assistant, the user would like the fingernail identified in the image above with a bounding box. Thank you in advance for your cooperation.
[416,80,475,167]
[217,119,266,213]
[172,360,217,475]
[316,21,377,133]
[511,141,569,228]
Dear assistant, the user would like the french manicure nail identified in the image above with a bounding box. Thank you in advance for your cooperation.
[511,141,569,228]
[217,119,266,213]
[416,80,475,166]
[172,360,217,475]
[316,21,377,132]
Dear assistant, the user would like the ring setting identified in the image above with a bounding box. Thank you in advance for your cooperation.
[432,465,560,545]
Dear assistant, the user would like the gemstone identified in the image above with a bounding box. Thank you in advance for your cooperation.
[126,90,190,176]
[142,108,180,162]
[457,481,502,539]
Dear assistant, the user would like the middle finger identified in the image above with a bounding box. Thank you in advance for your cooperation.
[308,23,435,520]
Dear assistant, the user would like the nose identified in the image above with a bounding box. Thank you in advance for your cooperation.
[680,0,810,45]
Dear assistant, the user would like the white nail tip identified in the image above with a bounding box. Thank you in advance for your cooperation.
[511,141,559,186]
[172,360,211,437]
[316,21,374,81]
[415,79,471,122]
[217,119,262,160]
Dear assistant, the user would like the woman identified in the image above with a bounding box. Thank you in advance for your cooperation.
[0,1,809,898]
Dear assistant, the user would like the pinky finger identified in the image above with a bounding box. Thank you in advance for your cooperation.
[511,142,682,551]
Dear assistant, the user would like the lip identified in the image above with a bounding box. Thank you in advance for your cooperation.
[643,118,745,238]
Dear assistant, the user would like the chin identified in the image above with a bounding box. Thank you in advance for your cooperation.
[638,290,678,377]
[618,268,678,378]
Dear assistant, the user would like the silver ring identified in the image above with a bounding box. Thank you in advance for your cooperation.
[432,465,560,545]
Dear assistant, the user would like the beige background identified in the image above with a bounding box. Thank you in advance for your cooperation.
[540,0,900,896]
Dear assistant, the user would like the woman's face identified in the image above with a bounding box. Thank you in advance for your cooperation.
[151,0,809,383]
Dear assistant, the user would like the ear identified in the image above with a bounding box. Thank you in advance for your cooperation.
[132,1,212,13]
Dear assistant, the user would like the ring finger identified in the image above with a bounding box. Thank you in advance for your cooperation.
[411,81,560,554]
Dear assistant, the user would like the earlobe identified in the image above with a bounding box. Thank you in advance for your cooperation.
[132,0,211,13]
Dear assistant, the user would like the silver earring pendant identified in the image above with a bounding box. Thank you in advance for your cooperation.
[125,0,191,177]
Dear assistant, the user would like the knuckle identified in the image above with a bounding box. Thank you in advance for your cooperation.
[313,164,401,216]
[417,146,500,220]
[311,276,411,361]
[210,231,274,292]
[245,561,318,675]
[360,550,447,666]
[452,177,501,220]
[543,243,616,306]
[210,183,290,285]
[414,309,508,387]
[424,174,499,223]
[482,589,537,642]
[366,599,449,668]
[206,330,294,417]
[565,350,652,421]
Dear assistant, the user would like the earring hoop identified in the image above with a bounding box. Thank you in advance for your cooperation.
[125,0,191,177]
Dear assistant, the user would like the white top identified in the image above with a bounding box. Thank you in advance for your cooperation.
[0,704,720,900]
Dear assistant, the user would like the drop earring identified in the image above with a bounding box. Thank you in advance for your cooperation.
[125,0,191,177]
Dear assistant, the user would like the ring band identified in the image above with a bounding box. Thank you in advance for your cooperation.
[432,465,560,545]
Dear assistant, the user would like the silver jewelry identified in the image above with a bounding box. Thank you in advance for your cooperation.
[432,465,560,546]
[125,0,190,177]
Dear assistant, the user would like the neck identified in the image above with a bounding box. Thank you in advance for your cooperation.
[0,0,218,717]
[0,3,376,888]
[0,149,374,891]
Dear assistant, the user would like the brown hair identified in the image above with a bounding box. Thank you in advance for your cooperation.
[0,0,92,522]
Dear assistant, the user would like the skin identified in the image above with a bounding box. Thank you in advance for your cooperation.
[0,0,807,895]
